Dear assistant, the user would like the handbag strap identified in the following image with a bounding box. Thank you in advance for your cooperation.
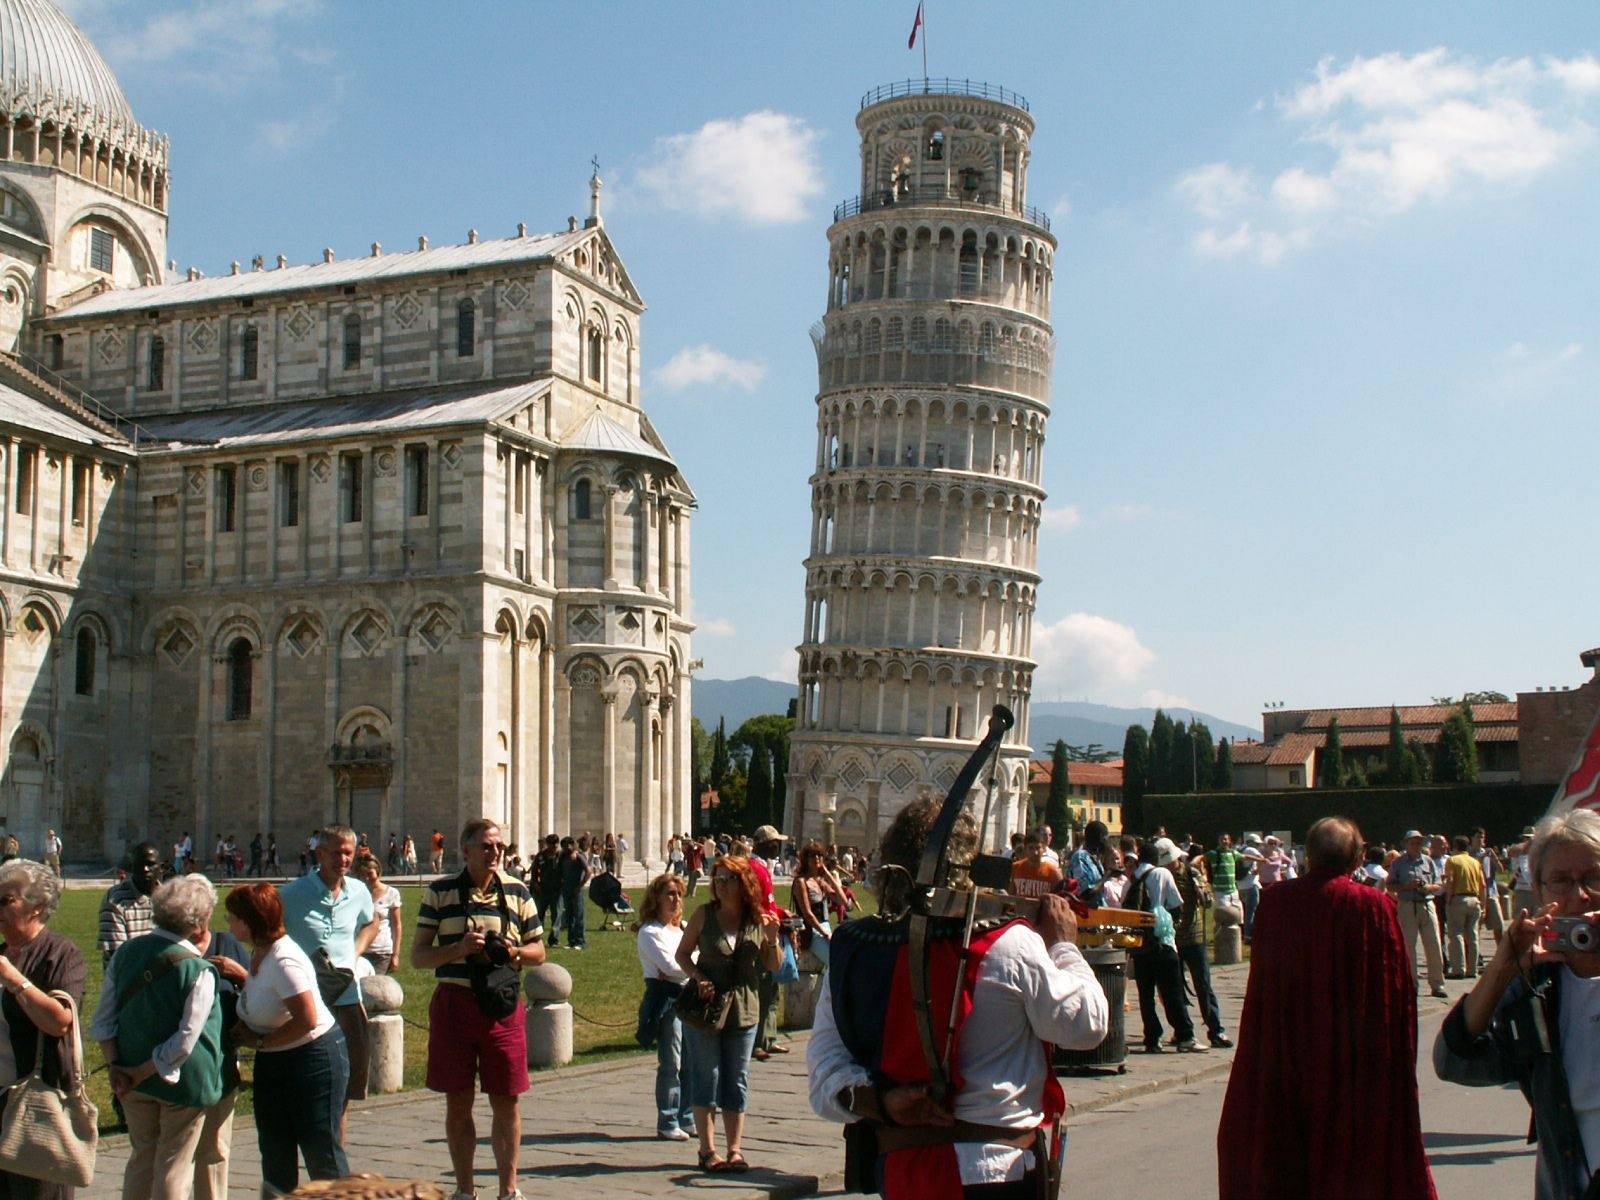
[114,944,188,1015]
[26,990,85,1092]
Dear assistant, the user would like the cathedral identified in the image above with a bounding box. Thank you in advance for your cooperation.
[787,80,1053,849]
[0,0,696,866]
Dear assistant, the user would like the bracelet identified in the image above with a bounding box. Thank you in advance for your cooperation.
[9,978,32,995]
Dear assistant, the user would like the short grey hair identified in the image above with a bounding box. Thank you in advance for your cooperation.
[1530,808,1600,902]
[151,874,217,936]
[317,825,356,850]
[0,860,61,921]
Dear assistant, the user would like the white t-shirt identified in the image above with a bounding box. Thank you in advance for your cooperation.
[637,921,688,983]
[1560,967,1600,1172]
[369,884,402,958]
[238,936,336,1051]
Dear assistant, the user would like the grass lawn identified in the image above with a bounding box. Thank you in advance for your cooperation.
[54,878,847,1130]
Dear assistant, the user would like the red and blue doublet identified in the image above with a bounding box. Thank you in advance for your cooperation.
[829,915,1065,1200]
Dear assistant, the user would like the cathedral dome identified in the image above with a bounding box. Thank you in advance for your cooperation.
[0,0,134,130]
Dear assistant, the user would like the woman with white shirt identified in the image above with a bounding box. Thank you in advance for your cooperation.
[636,873,694,1141]
[213,882,349,1194]
[355,854,402,974]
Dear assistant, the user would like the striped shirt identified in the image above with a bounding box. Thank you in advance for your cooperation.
[417,868,542,988]
[97,879,154,962]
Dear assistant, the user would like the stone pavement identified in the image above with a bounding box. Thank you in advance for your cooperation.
[86,947,1478,1199]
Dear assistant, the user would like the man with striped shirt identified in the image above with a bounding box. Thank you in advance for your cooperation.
[413,818,544,1200]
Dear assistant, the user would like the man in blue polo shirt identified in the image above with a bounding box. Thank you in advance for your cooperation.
[1386,829,1446,998]
[280,824,379,1138]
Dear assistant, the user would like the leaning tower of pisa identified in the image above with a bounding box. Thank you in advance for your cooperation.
[787,80,1055,851]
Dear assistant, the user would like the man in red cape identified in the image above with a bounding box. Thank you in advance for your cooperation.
[1217,816,1436,1200]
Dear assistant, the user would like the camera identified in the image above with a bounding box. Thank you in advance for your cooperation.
[479,929,512,966]
[779,917,807,934]
[1549,917,1600,955]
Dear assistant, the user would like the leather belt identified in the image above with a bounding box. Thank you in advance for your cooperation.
[875,1121,1041,1153]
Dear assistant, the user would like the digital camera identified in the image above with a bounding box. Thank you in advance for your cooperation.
[479,928,512,966]
[1549,917,1600,955]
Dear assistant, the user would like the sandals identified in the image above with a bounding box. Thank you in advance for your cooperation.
[722,1152,750,1173]
[697,1150,725,1173]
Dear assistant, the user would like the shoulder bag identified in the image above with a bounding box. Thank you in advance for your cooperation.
[0,990,97,1187]
[459,872,521,1021]
[310,947,355,1010]
[675,984,731,1034]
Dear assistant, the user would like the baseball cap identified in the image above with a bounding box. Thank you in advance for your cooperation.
[1152,837,1186,867]
[1402,829,1424,842]
[752,824,788,843]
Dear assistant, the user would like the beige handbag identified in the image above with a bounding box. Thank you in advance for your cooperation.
[0,989,97,1186]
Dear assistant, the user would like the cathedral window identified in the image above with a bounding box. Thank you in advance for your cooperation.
[587,327,604,384]
[71,459,89,526]
[456,299,476,357]
[278,461,300,527]
[148,334,165,389]
[514,455,528,515]
[341,452,363,522]
[89,228,113,273]
[74,628,95,696]
[14,443,34,515]
[46,335,62,370]
[573,478,592,520]
[226,638,252,720]
[238,325,259,380]
[927,130,944,161]
[343,314,361,369]
[215,466,237,532]
[406,445,429,517]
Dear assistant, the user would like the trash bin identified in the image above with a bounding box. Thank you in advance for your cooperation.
[1056,944,1127,1074]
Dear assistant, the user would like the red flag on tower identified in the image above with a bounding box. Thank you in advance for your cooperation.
[1547,704,1600,816]
[908,2,924,49]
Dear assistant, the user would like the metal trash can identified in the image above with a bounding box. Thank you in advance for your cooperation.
[1056,945,1128,1074]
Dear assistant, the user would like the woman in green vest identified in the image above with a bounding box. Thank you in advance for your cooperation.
[674,855,784,1174]
[91,874,226,1200]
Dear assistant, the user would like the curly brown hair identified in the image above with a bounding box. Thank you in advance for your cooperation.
[636,872,686,927]
[710,855,765,920]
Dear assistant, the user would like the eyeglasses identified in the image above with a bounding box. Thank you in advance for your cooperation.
[713,874,738,885]
[1541,872,1600,897]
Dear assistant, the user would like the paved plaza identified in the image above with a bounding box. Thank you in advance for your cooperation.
[86,949,1488,1198]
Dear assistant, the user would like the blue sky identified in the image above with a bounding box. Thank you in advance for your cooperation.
[65,1,1599,728]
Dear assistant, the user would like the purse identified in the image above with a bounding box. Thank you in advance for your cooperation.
[310,947,355,1009]
[773,938,801,985]
[675,984,732,1034]
[0,990,97,1187]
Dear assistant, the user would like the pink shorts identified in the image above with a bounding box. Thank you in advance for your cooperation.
[425,984,529,1096]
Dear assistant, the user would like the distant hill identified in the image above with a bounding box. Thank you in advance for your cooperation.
[691,680,1259,749]
[693,677,797,730]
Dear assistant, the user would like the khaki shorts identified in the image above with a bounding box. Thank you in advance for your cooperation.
[333,1003,370,1101]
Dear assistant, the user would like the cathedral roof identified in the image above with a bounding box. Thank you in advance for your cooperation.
[560,407,676,469]
[0,373,125,448]
[0,0,135,129]
[50,228,593,320]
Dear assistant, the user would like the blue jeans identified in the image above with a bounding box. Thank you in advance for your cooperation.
[684,1022,758,1112]
[538,892,562,943]
[562,889,586,947]
[1178,941,1225,1038]
[655,1009,695,1134]
[1241,886,1259,941]
[253,1025,349,1194]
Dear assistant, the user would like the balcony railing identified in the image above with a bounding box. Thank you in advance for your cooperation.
[860,79,1030,112]
[833,187,1051,232]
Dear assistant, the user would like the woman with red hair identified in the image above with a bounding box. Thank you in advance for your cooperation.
[674,855,783,1173]
[213,882,349,1194]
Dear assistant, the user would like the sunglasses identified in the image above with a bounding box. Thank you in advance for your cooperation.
[713,874,738,885]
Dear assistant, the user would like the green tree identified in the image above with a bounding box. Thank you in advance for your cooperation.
[710,718,729,791]
[1191,721,1216,791]
[1211,738,1233,789]
[1383,707,1406,785]
[1406,736,1432,783]
[1437,705,1479,783]
[1170,720,1194,794]
[1148,710,1174,795]
[746,739,773,828]
[1122,724,1149,830]
[729,712,795,830]
[1045,740,1072,841]
[690,717,711,798]
[1320,715,1345,788]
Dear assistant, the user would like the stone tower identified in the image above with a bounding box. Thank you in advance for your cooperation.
[787,80,1055,851]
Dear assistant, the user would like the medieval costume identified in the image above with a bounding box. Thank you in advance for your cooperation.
[1217,870,1437,1200]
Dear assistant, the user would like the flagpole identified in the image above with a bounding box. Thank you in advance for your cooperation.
[922,0,929,81]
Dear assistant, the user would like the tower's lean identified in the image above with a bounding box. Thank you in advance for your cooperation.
[787,80,1054,849]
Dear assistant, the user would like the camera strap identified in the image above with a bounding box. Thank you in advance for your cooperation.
[456,869,515,945]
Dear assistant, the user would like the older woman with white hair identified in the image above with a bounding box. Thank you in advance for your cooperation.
[1435,807,1600,1200]
[0,858,85,1199]
[90,873,226,1200]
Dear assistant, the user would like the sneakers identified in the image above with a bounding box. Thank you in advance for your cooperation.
[1209,1034,1234,1048]
[500,1191,527,1200]
[658,1128,692,1141]
[1430,986,1449,998]
[1176,1040,1207,1053]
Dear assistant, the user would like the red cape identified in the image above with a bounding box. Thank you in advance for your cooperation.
[1217,872,1437,1200]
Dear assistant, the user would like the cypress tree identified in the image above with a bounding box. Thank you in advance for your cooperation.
[747,739,773,828]
[1122,724,1149,832]
[1212,738,1233,789]
[1170,720,1194,793]
[1384,707,1406,784]
[1148,711,1175,796]
[1192,721,1216,791]
[1321,715,1345,788]
[1045,740,1072,842]
[710,717,729,791]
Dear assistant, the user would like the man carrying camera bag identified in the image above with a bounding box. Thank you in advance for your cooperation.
[413,818,546,1200]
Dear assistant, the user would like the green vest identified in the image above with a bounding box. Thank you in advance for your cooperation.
[696,912,763,1029]
[109,934,224,1109]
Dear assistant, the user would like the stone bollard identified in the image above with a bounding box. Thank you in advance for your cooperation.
[361,974,405,1094]
[524,963,573,1069]
[782,946,827,1030]
[1212,896,1244,966]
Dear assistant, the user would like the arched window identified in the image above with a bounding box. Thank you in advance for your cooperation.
[927,130,945,161]
[74,628,95,695]
[573,478,592,520]
[587,327,604,384]
[342,314,361,369]
[226,638,252,720]
[148,334,164,389]
[456,299,476,358]
[238,325,259,380]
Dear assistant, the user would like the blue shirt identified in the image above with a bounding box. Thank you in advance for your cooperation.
[279,871,375,1006]
[1385,852,1438,902]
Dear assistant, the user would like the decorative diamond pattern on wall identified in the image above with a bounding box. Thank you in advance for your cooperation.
[500,280,529,311]
[285,307,314,340]
[933,763,958,792]
[417,610,451,652]
[839,760,867,790]
[570,607,601,640]
[187,468,205,495]
[350,614,384,654]
[808,760,822,786]
[885,761,918,792]
[439,443,462,469]
[161,627,194,666]
[187,320,216,354]
[309,454,331,482]
[392,294,421,329]
[284,619,319,657]
[97,330,123,363]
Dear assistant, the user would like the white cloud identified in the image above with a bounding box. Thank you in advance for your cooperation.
[1140,688,1195,710]
[636,111,824,224]
[1040,505,1082,534]
[697,617,736,638]
[1177,50,1600,263]
[1030,613,1157,699]
[651,345,767,393]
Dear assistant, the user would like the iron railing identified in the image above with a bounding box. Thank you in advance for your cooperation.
[833,188,1051,232]
[860,79,1030,112]
[7,351,152,445]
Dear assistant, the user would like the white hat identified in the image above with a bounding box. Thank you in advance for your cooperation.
[752,824,789,843]
[1152,837,1186,867]
[1243,833,1264,846]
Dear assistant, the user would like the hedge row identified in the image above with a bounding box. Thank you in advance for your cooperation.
[1141,783,1554,847]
